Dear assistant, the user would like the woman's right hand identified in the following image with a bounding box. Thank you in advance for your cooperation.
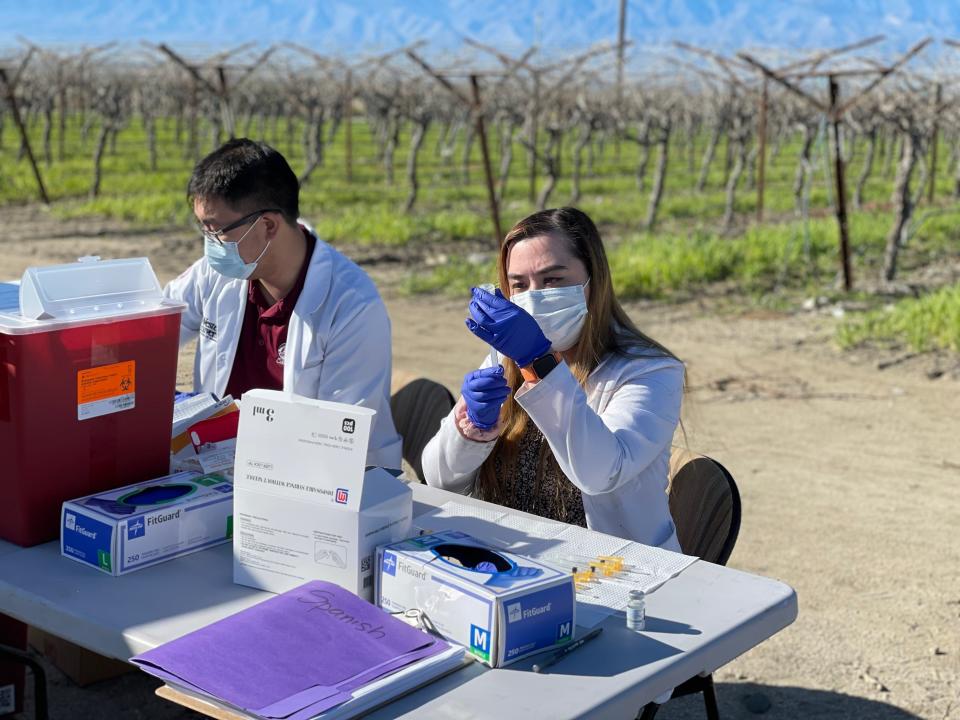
[465,287,551,368]
[456,365,509,441]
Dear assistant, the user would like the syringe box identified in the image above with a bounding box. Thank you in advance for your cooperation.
[61,470,233,576]
[231,390,412,601]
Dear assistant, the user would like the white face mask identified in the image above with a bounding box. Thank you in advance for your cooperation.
[510,280,589,352]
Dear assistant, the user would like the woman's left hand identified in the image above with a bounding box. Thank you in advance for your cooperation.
[465,286,550,367]
[453,397,501,443]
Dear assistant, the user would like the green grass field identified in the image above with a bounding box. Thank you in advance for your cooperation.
[1,113,958,353]
[838,282,960,353]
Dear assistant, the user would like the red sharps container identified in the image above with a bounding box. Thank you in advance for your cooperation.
[0,257,185,546]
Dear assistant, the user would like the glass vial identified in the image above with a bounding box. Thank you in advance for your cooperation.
[626,590,646,632]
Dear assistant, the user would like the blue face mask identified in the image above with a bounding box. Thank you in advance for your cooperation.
[203,216,270,280]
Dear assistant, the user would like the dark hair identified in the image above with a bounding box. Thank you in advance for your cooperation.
[475,207,682,506]
[499,207,677,363]
[187,139,299,224]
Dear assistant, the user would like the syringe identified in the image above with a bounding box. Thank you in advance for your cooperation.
[545,552,652,581]
[477,283,501,369]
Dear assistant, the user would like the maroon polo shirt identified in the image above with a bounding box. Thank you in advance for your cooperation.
[225,231,316,399]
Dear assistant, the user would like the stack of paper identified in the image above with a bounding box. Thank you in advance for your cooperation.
[171,393,234,438]
[132,581,464,720]
[170,394,237,473]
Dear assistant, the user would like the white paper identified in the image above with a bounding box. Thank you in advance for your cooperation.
[616,542,698,594]
[196,440,236,475]
[172,394,236,438]
[494,513,568,556]
[172,393,218,424]
[547,525,632,560]
[413,501,507,539]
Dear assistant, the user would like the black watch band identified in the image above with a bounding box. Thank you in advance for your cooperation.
[522,352,559,382]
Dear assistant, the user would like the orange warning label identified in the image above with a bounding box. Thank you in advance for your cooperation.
[77,361,136,420]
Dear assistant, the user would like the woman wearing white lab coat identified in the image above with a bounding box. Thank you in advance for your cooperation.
[422,208,684,550]
[164,220,402,470]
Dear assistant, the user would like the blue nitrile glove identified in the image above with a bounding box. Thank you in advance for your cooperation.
[485,564,544,587]
[474,561,542,578]
[461,365,510,430]
[504,564,543,579]
[465,287,551,368]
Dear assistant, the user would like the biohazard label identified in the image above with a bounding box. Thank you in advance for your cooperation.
[77,360,136,421]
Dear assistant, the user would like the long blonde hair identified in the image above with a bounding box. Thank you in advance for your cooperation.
[474,207,680,505]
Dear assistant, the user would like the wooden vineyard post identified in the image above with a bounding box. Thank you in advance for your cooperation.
[615,0,627,164]
[470,74,503,247]
[345,69,353,183]
[216,65,234,139]
[927,82,942,203]
[756,77,768,222]
[738,37,931,291]
[529,74,540,203]
[0,66,50,204]
[829,76,853,291]
[406,49,506,246]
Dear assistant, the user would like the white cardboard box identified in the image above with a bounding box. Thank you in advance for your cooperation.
[232,389,412,600]
[377,530,576,667]
[61,471,233,575]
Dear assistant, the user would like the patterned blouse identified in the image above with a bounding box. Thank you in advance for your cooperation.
[494,419,588,528]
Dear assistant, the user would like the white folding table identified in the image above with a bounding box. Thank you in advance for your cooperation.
[0,483,797,719]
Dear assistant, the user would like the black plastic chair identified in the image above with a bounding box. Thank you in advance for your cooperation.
[637,449,742,720]
[0,644,49,720]
[389,379,455,483]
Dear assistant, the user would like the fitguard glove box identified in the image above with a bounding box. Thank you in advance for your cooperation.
[61,471,233,575]
[377,530,576,667]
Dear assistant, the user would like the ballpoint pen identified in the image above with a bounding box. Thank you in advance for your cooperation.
[532,627,603,673]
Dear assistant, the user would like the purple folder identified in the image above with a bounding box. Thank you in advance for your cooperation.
[132,581,449,719]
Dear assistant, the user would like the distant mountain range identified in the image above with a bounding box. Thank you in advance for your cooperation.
[3,0,956,59]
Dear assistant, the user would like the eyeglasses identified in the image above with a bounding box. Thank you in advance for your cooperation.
[197,209,281,246]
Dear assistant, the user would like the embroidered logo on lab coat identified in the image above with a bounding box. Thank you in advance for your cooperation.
[200,318,217,341]
[277,342,286,365]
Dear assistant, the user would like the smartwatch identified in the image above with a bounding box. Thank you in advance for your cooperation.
[520,352,561,383]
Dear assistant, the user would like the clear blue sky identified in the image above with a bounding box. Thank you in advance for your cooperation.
[2,0,956,56]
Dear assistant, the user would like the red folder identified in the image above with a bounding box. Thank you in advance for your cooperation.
[188,411,240,452]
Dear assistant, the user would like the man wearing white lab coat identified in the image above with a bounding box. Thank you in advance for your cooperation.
[164,139,402,469]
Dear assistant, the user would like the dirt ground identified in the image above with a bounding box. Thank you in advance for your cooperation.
[3,204,959,720]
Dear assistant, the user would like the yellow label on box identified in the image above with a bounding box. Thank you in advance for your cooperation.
[77,361,136,421]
